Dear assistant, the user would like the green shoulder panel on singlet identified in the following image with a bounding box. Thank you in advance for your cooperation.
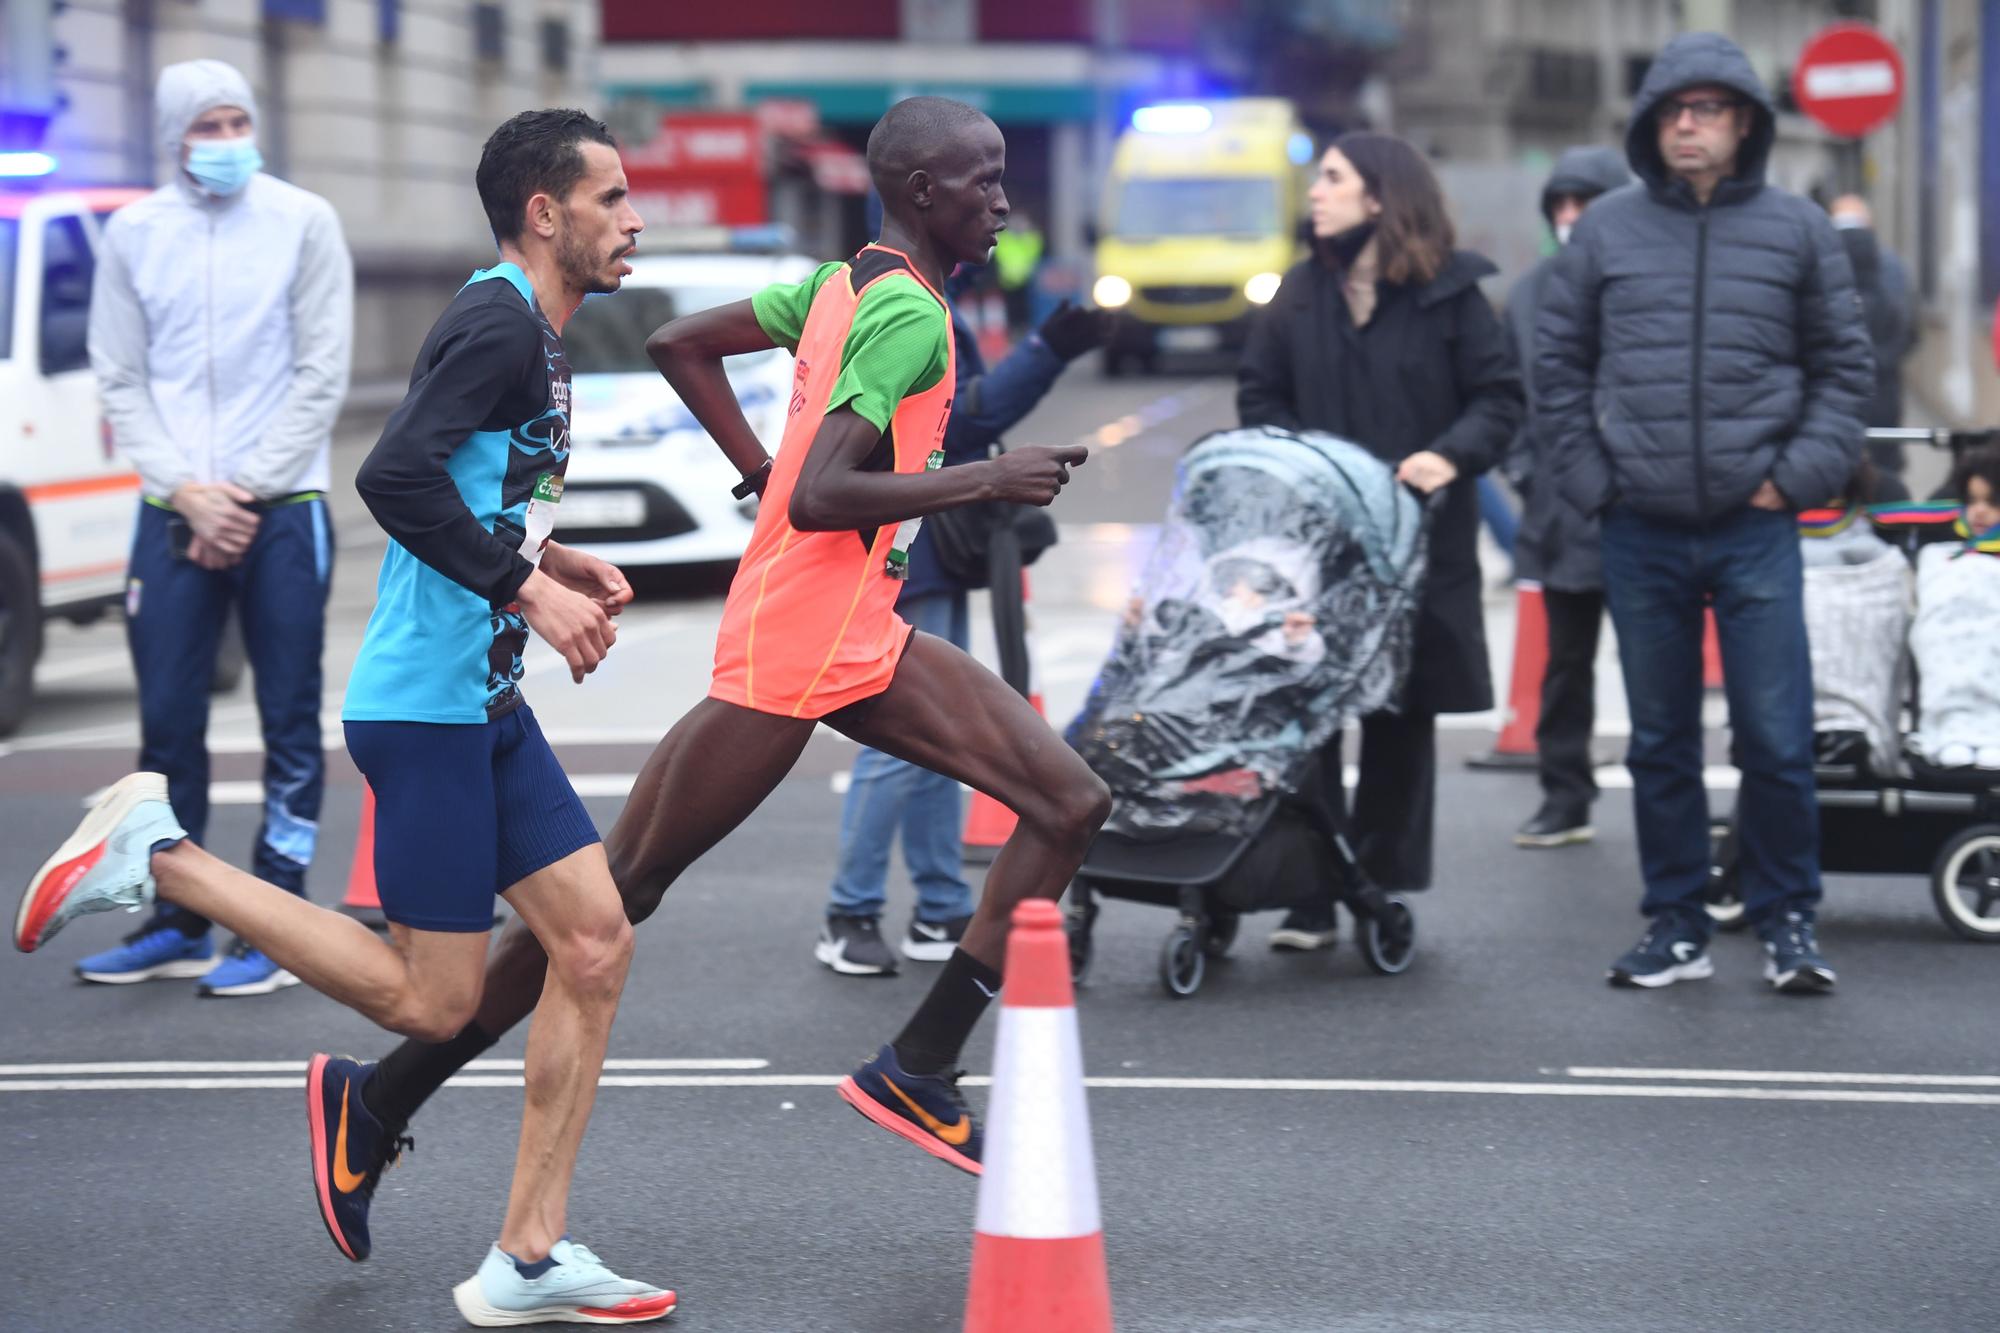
[750,259,949,433]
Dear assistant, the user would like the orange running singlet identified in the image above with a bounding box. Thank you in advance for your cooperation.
[710,247,957,718]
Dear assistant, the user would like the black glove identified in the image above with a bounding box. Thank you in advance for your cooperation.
[1037,301,1112,362]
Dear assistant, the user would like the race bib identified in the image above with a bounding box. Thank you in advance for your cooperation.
[884,449,946,579]
[521,472,562,565]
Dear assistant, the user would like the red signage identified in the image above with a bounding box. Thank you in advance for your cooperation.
[621,113,768,229]
[1793,22,1904,139]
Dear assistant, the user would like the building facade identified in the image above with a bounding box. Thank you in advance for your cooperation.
[14,0,601,386]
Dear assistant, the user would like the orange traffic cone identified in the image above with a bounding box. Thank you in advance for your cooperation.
[1702,609,1724,690]
[978,290,1010,364]
[1466,582,1547,770]
[341,784,386,929]
[965,573,1045,860]
[963,899,1114,1333]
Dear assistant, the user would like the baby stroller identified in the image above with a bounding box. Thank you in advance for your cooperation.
[1062,427,1429,997]
[1705,426,2000,941]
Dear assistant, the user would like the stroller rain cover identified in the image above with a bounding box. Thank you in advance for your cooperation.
[1066,427,1427,838]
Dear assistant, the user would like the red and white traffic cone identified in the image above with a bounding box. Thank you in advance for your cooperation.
[340,784,386,929]
[963,899,1114,1333]
[964,571,1046,860]
[979,290,1011,363]
[1467,581,1547,770]
[1702,608,1724,691]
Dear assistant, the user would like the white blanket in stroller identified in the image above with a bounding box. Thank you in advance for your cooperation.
[1909,544,2000,767]
[1803,541,1910,772]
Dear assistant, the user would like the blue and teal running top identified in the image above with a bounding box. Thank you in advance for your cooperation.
[343,263,572,723]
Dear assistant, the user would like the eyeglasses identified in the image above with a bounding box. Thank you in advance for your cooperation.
[1655,97,1742,127]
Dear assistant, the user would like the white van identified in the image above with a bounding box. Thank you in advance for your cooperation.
[0,186,152,733]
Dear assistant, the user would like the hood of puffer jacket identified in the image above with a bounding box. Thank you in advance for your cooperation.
[155,59,259,175]
[1539,146,1632,229]
[1625,32,1775,194]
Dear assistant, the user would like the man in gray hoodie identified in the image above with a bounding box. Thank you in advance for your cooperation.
[1537,33,1871,993]
[1505,146,1631,851]
[84,59,353,996]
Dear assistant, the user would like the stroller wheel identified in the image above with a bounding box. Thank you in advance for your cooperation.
[1704,820,1747,931]
[1930,824,2000,943]
[1360,896,1416,975]
[1159,921,1206,997]
[1201,911,1239,959]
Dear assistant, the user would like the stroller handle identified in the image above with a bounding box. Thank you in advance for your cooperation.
[1866,426,1999,451]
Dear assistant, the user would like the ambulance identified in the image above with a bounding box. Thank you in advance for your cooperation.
[1090,99,1312,375]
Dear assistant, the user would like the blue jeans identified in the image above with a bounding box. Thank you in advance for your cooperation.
[825,592,975,922]
[127,498,333,930]
[1477,475,1519,559]
[1599,505,1819,935]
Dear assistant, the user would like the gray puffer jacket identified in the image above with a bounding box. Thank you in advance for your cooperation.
[1535,32,1873,526]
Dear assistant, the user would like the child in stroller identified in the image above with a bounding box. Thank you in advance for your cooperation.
[1064,427,1429,996]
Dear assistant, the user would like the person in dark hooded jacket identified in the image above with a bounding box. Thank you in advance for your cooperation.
[1240,130,1523,949]
[1536,32,1872,993]
[1504,146,1631,851]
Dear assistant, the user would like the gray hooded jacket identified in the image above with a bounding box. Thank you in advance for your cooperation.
[1534,32,1872,526]
[1505,146,1631,590]
[88,59,353,500]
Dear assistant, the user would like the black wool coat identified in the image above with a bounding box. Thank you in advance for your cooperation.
[1237,248,1524,714]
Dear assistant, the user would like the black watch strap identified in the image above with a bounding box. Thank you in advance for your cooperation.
[731,460,773,500]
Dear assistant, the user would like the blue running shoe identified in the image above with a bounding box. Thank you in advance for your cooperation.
[837,1043,982,1175]
[197,939,300,997]
[14,773,184,953]
[452,1238,677,1326]
[1607,914,1713,988]
[1761,911,1837,993]
[74,922,215,984]
[307,1053,412,1262]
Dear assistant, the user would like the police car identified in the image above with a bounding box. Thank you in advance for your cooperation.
[559,229,819,570]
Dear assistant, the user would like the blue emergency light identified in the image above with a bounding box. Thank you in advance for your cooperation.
[0,151,58,178]
[1132,104,1213,135]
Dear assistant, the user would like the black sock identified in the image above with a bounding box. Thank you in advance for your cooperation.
[506,1249,558,1279]
[892,949,1002,1076]
[362,1021,498,1128]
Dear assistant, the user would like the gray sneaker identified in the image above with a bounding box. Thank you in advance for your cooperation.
[814,914,899,976]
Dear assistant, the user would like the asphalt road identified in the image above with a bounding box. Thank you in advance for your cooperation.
[1,361,1993,1333]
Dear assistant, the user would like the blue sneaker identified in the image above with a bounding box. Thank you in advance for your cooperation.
[1607,914,1713,988]
[197,939,300,997]
[1761,911,1837,993]
[14,773,184,953]
[74,922,215,984]
[307,1054,411,1262]
[837,1042,982,1175]
[451,1238,677,1326]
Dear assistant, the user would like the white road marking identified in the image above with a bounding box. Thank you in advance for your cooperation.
[2,1070,1995,1106]
[0,1058,768,1077]
[1561,1066,2000,1088]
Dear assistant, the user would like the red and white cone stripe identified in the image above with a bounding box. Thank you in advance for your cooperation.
[964,900,1113,1332]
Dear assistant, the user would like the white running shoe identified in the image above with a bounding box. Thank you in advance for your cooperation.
[14,773,185,953]
[452,1239,677,1326]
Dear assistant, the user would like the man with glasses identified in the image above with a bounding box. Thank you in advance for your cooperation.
[1536,32,1872,992]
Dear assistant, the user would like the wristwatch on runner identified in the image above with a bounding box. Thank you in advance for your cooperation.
[732,459,773,500]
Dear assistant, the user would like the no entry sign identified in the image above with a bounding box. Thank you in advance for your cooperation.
[1793,22,1904,138]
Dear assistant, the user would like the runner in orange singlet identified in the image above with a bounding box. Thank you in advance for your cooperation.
[334,97,1108,1204]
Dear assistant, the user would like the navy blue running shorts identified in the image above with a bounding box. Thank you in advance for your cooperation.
[343,706,600,932]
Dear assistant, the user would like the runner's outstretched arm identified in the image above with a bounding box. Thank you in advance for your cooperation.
[789,407,1084,532]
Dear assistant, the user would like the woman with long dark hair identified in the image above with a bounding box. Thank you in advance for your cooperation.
[1238,130,1523,947]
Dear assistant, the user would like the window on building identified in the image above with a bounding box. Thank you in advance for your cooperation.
[39,215,94,376]
[379,0,400,43]
[263,0,327,21]
[540,17,570,72]
[473,2,504,60]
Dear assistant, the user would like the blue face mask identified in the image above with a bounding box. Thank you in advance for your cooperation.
[185,136,263,196]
